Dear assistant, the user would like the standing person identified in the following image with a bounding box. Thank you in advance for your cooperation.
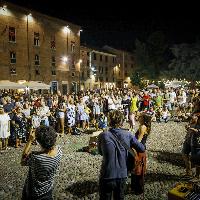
[135,113,152,149]
[56,102,66,137]
[129,93,138,131]
[131,113,151,194]
[182,115,198,178]
[0,105,10,150]
[66,99,76,134]
[21,125,62,200]
[98,110,145,200]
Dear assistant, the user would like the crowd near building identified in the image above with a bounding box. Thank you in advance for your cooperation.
[0,2,136,94]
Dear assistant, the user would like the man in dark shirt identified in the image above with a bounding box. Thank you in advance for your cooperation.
[98,110,145,200]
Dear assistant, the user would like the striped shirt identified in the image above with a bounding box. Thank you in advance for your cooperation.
[23,146,62,198]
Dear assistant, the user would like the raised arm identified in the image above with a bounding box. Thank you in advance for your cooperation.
[21,129,35,166]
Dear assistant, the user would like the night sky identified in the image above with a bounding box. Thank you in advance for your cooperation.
[4,0,200,51]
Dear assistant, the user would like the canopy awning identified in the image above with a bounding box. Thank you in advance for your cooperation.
[147,84,159,89]
[0,80,26,89]
[24,81,50,90]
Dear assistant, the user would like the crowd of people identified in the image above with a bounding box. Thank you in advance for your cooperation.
[0,86,200,199]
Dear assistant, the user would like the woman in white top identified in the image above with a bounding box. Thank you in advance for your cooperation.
[0,105,10,150]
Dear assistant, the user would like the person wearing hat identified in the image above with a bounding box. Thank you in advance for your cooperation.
[0,105,11,150]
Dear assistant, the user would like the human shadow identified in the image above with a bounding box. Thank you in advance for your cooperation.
[149,150,185,168]
[145,171,181,183]
[65,180,99,197]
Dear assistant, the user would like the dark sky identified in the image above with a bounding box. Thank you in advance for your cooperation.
[4,0,200,51]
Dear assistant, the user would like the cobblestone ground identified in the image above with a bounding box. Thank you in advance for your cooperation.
[0,121,187,200]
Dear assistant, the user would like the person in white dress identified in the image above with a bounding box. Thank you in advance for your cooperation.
[0,105,10,150]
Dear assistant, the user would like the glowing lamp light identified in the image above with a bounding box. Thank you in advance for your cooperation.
[62,56,68,63]
[91,67,95,71]
[79,59,82,63]
[63,26,70,34]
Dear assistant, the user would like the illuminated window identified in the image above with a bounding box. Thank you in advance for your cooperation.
[34,32,40,46]
[9,27,16,42]
[71,42,75,53]
[51,56,56,75]
[10,51,16,64]
[51,35,56,49]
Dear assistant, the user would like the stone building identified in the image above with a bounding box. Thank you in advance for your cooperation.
[103,45,136,88]
[0,2,81,94]
[80,45,117,90]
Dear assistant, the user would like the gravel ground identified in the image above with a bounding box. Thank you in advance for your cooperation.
[0,121,188,200]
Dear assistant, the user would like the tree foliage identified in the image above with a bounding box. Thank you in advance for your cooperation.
[135,31,169,80]
[164,43,200,81]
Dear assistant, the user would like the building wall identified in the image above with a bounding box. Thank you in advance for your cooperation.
[103,46,136,88]
[0,3,81,94]
[80,46,117,89]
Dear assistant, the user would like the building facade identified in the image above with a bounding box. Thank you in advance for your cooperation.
[103,45,136,88]
[0,2,81,94]
[80,45,117,90]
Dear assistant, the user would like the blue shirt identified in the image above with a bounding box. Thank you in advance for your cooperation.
[98,128,145,179]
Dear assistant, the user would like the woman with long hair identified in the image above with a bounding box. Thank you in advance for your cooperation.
[131,113,151,195]
[135,113,152,148]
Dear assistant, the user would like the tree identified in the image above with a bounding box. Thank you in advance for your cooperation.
[164,43,200,83]
[135,31,169,80]
[130,71,145,89]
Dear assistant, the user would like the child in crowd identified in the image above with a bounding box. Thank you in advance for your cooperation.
[160,106,171,123]
[147,107,156,122]
[98,112,107,130]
